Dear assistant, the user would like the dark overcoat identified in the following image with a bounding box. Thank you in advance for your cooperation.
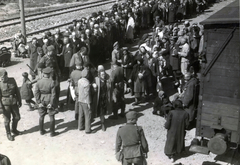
[181,77,198,121]
[28,43,38,76]
[164,108,189,155]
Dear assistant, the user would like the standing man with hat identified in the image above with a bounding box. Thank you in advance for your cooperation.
[0,69,22,141]
[115,111,149,165]
[34,67,59,137]
[112,41,122,67]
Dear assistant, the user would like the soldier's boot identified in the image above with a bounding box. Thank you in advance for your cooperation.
[100,116,106,131]
[39,117,46,135]
[12,120,22,135]
[50,116,59,137]
[5,123,14,141]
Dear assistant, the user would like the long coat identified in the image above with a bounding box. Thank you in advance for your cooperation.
[28,43,38,76]
[164,108,189,155]
[61,44,73,67]
[181,77,198,122]
[92,74,112,118]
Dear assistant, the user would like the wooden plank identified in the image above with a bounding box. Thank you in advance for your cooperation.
[203,86,240,98]
[211,61,240,70]
[201,113,219,122]
[202,105,239,118]
[202,94,240,106]
[207,52,240,64]
[207,29,239,42]
[202,76,240,89]
[207,68,239,77]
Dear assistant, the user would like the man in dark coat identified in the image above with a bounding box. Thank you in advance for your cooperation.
[28,37,39,80]
[109,62,125,119]
[0,69,22,141]
[164,100,189,163]
[115,111,149,165]
[181,72,198,122]
[34,67,59,137]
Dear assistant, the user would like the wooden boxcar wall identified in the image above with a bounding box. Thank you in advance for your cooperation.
[196,27,240,143]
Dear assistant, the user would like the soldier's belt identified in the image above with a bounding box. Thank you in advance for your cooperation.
[123,143,140,148]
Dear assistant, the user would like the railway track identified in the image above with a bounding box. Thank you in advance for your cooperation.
[0,0,115,46]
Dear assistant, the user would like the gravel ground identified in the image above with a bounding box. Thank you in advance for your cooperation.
[0,0,240,165]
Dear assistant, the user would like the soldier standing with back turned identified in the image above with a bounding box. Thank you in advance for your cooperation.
[34,67,59,137]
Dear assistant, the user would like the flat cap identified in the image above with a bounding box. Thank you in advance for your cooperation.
[47,45,55,51]
[42,67,52,74]
[0,69,7,77]
[126,111,138,120]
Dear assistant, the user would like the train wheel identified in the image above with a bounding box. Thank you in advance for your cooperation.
[207,133,227,155]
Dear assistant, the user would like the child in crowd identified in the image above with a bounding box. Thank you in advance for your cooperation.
[20,72,37,111]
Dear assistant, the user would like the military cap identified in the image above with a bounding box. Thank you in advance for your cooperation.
[126,111,138,120]
[113,41,119,48]
[22,72,28,77]
[47,45,55,51]
[38,63,45,69]
[43,67,52,74]
[46,31,52,37]
[0,68,7,77]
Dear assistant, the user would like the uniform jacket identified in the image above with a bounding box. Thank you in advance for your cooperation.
[0,78,21,107]
[34,77,56,106]
[116,123,149,158]
[164,108,189,155]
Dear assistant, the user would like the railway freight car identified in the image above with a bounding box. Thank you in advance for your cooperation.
[190,0,240,155]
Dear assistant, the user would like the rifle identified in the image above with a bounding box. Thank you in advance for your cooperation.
[26,64,37,75]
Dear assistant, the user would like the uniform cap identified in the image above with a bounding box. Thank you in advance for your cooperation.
[0,68,7,77]
[126,111,138,120]
[97,65,105,72]
[38,63,45,69]
[47,45,55,51]
[42,67,52,74]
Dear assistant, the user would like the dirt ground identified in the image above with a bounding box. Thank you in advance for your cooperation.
[0,0,240,165]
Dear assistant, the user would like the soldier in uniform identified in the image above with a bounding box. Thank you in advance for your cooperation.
[34,67,59,137]
[115,111,149,165]
[0,69,22,141]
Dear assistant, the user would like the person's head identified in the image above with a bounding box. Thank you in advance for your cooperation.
[54,33,59,40]
[22,72,28,79]
[158,90,165,99]
[99,70,106,80]
[37,47,44,56]
[184,72,191,81]
[0,69,8,82]
[113,41,119,49]
[79,46,88,55]
[85,29,90,36]
[42,67,52,78]
[126,111,138,124]
[84,62,90,70]
[63,36,69,44]
[32,37,37,45]
[122,47,128,55]
[173,100,183,109]
[47,45,55,56]
[72,32,76,39]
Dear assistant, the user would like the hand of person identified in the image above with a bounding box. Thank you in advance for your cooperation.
[38,103,44,108]
[18,102,22,108]
[47,104,52,109]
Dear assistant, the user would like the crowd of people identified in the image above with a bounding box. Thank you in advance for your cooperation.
[1,0,221,164]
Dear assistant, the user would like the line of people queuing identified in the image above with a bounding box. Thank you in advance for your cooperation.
[2,0,219,164]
